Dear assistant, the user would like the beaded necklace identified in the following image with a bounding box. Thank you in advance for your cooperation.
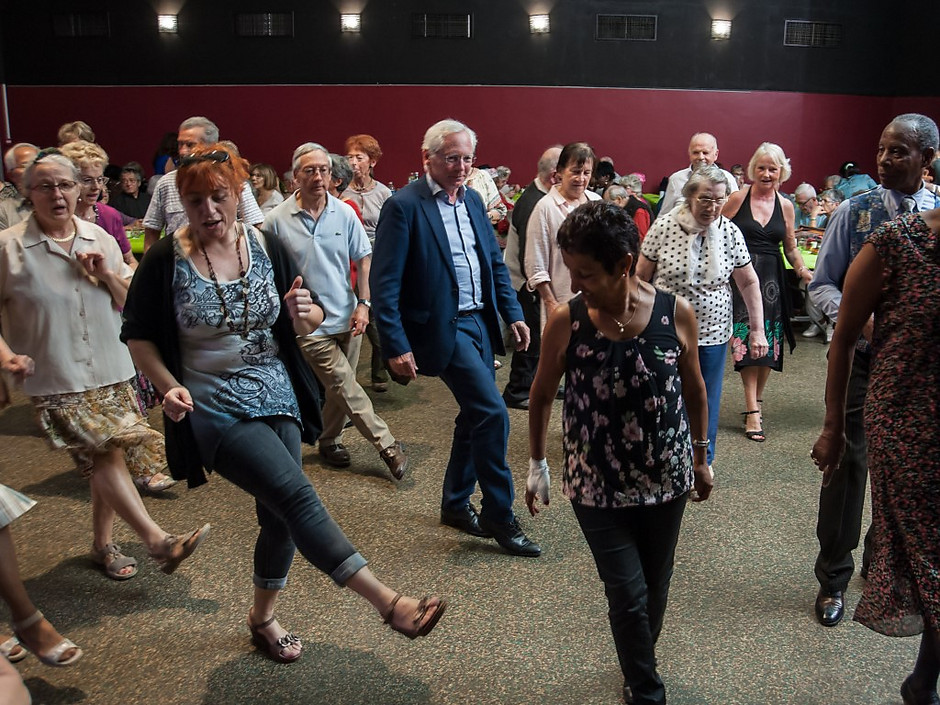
[200,226,251,338]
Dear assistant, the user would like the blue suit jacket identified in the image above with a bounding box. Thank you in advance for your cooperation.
[371,178,524,377]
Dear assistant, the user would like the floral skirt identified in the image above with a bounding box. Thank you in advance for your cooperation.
[0,484,36,529]
[31,380,167,479]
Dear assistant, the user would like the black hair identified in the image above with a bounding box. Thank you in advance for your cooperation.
[556,201,639,275]
[557,142,597,172]
[594,161,615,179]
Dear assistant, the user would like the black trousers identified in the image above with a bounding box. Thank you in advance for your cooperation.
[502,285,541,405]
[815,347,873,592]
[573,494,689,705]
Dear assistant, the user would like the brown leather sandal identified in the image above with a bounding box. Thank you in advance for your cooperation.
[382,593,447,640]
[149,523,211,575]
[248,612,302,664]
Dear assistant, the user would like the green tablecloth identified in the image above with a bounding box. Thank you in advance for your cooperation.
[781,245,817,271]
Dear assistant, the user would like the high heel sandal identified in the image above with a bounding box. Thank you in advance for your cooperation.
[741,410,766,442]
[0,635,27,663]
[382,593,447,640]
[12,611,82,667]
[248,612,303,664]
[149,524,211,575]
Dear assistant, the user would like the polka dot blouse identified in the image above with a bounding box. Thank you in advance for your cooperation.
[641,209,751,346]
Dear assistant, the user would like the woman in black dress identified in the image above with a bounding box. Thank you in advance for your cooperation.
[721,143,812,441]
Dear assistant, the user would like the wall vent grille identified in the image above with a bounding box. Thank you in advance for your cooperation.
[411,13,472,39]
[596,14,657,41]
[784,20,842,48]
[235,12,295,37]
[53,12,110,38]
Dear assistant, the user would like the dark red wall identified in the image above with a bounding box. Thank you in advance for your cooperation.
[7,85,940,191]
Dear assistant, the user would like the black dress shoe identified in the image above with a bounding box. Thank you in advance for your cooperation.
[901,675,940,704]
[815,589,845,627]
[478,516,541,557]
[504,397,530,410]
[622,685,635,704]
[440,503,491,538]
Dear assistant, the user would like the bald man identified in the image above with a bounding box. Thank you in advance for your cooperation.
[658,133,738,216]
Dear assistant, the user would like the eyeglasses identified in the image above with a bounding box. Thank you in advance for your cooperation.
[439,154,474,167]
[32,180,79,195]
[179,150,230,167]
[796,197,817,207]
[695,196,727,208]
[81,176,108,186]
[300,166,331,177]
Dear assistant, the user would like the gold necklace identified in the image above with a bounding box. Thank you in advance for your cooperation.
[604,286,639,335]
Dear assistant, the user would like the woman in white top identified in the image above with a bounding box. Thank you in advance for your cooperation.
[637,165,767,468]
[525,142,602,331]
[0,150,208,583]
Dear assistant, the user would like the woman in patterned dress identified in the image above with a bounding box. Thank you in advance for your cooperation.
[722,143,813,441]
[526,201,711,705]
[123,143,445,665]
[0,150,208,582]
[638,164,767,467]
[813,207,940,704]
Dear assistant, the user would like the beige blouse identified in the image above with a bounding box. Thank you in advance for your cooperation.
[0,216,135,396]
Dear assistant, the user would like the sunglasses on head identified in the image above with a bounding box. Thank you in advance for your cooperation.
[179,150,230,167]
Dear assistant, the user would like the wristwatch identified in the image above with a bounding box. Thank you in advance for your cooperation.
[357,298,372,308]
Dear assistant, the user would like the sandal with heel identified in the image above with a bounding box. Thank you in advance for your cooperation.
[383,593,447,640]
[0,635,27,663]
[741,410,766,442]
[248,612,302,663]
[12,611,82,667]
[149,523,211,575]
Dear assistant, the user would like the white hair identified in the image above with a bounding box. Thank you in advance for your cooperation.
[179,116,220,144]
[291,142,330,173]
[4,142,39,171]
[422,119,477,155]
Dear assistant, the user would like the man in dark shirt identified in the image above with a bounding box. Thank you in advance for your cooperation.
[109,164,151,220]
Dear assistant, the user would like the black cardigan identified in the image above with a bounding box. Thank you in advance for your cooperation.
[121,229,324,487]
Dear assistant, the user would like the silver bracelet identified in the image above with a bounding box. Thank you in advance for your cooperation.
[692,439,710,448]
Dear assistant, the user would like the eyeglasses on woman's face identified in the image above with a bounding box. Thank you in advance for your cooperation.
[80,176,108,187]
[32,180,79,195]
[694,195,727,208]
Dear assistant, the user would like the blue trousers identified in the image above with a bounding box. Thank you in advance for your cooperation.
[438,312,515,524]
[698,342,728,466]
[214,416,367,590]
[572,494,689,705]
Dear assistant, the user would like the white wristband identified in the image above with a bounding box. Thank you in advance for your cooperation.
[529,457,548,473]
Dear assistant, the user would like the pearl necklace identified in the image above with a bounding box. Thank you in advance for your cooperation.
[47,229,77,243]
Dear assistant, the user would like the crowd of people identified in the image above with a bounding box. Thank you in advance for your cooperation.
[0,111,938,705]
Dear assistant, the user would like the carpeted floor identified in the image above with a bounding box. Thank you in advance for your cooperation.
[0,335,914,705]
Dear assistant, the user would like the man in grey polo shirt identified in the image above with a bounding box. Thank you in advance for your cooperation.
[262,142,407,480]
[143,116,264,251]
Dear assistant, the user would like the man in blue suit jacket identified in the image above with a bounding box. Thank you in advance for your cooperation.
[371,119,540,557]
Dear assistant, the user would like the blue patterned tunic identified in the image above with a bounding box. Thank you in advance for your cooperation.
[173,228,300,467]
[562,292,693,508]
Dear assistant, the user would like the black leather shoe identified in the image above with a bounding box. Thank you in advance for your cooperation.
[622,685,635,704]
[901,675,940,704]
[440,503,491,538]
[478,516,541,557]
[504,396,530,410]
[815,589,845,627]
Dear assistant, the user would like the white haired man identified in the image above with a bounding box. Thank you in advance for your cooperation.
[0,143,39,230]
[658,133,738,216]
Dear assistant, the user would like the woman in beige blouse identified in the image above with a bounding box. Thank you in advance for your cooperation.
[0,149,208,582]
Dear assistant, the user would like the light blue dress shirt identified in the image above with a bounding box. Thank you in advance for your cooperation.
[427,175,484,312]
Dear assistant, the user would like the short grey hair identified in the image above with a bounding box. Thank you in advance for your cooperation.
[818,189,844,204]
[23,152,80,191]
[536,146,562,180]
[682,164,730,200]
[4,143,39,171]
[330,153,353,192]
[292,142,330,173]
[794,183,817,200]
[890,113,939,152]
[603,184,628,202]
[179,116,220,144]
[422,119,477,155]
[619,173,643,195]
[747,142,791,184]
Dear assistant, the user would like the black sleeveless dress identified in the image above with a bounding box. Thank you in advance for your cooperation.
[730,188,795,372]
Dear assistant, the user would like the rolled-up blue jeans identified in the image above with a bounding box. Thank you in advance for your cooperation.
[697,342,728,466]
[213,416,367,590]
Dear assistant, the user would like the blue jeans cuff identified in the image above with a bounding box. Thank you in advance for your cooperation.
[253,573,289,591]
[331,552,368,586]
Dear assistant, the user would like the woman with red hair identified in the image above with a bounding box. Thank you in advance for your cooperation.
[123,143,445,664]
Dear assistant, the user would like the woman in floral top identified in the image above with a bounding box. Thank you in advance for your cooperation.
[527,201,711,705]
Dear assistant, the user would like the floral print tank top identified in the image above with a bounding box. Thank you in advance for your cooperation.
[562,291,693,509]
